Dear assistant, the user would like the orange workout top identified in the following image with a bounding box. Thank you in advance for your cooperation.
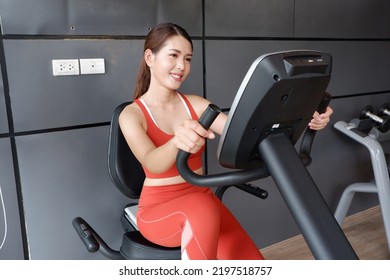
[134,93,204,179]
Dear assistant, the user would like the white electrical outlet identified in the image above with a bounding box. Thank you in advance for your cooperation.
[80,58,105,75]
[52,59,80,76]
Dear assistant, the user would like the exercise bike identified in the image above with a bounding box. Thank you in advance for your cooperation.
[73,50,358,260]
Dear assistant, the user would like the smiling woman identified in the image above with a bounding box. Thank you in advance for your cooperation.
[117,22,332,260]
[118,23,255,260]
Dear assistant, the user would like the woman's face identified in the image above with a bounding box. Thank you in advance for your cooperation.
[146,35,193,91]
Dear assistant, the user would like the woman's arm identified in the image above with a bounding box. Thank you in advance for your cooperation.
[119,100,218,174]
[119,104,180,174]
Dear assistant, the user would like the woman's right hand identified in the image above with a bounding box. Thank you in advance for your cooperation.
[171,119,215,153]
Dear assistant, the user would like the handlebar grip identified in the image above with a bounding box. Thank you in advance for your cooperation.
[317,92,332,114]
[299,92,332,165]
[176,104,221,166]
[72,217,99,253]
[197,104,222,129]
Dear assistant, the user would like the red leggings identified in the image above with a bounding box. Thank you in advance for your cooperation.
[137,183,264,260]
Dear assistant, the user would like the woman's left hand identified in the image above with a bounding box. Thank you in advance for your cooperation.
[308,106,333,130]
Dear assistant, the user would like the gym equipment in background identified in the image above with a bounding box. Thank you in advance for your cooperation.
[334,104,390,253]
[360,105,390,133]
[378,103,390,117]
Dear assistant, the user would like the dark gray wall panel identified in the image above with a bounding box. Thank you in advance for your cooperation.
[4,39,140,132]
[0,71,8,134]
[314,41,390,96]
[66,0,155,36]
[205,0,294,37]
[295,0,390,38]
[0,0,68,35]
[0,0,153,35]
[0,0,202,36]
[206,41,390,109]
[156,0,202,36]
[16,126,131,259]
[0,138,24,259]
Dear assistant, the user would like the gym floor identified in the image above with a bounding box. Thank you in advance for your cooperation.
[261,206,390,260]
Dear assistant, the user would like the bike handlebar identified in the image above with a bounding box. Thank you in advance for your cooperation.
[176,93,331,187]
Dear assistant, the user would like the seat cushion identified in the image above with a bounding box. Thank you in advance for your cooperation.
[120,231,181,260]
[120,204,138,232]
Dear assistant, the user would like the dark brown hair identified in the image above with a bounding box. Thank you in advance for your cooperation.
[133,23,193,100]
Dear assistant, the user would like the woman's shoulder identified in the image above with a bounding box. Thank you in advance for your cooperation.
[180,93,211,114]
[120,101,141,117]
[119,102,146,129]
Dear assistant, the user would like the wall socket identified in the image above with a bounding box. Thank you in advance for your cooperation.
[80,58,105,75]
[52,59,80,76]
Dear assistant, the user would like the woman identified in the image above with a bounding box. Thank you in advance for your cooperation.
[119,22,333,260]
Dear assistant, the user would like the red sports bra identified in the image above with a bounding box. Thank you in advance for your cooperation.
[134,93,204,179]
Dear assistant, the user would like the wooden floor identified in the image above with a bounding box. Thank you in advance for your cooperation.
[261,205,390,260]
